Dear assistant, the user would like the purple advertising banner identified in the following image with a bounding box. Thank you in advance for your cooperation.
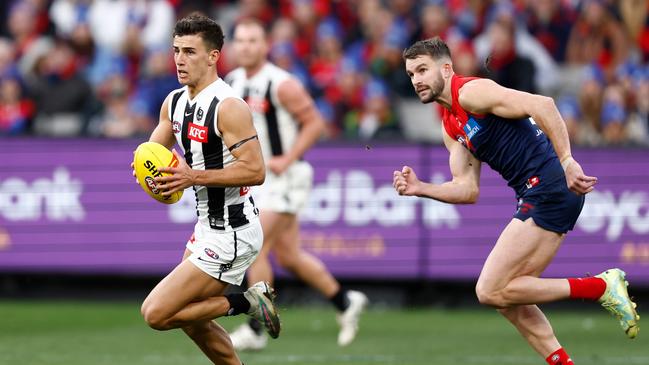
[1,139,648,285]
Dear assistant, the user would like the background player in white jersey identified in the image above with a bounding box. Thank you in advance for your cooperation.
[136,13,280,365]
[225,19,368,350]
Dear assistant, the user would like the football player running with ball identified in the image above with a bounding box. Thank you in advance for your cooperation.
[136,13,279,365]
[225,19,368,350]
[393,37,639,365]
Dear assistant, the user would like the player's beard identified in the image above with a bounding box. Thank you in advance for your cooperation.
[418,71,444,104]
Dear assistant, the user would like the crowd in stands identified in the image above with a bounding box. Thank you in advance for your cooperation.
[0,0,647,146]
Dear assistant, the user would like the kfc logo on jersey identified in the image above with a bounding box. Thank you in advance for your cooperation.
[188,123,208,143]
[172,120,181,134]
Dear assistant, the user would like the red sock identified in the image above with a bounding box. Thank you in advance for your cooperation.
[568,277,606,300]
[546,348,574,365]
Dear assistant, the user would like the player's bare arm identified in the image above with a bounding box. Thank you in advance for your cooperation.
[156,98,265,194]
[457,79,597,195]
[268,78,325,175]
[393,131,481,204]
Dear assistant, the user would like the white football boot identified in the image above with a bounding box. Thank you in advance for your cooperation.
[229,323,268,351]
[336,290,369,346]
[243,281,281,339]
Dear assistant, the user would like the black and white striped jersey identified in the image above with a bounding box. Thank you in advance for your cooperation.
[167,78,258,231]
[225,62,298,161]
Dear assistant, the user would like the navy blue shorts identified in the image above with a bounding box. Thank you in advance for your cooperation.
[513,173,585,234]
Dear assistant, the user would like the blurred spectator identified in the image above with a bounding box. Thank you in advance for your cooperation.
[418,2,462,43]
[50,0,91,38]
[347,5,409,95]
[326,57,365,137]
[618,0,649,63]
[89,73,151,138]
[523,0,576,63]
[25,38,95,136]
[131,48,178,121]
[88,0,174,54]
[309,17,344,99]
[237,0,275,27]
[288,0,320,60]
[600,84,628,145]
[87,0,174,87]
[452,0,493,40]
[0,38,17,78]
[478,18,537,93]
[343,78,401,140]
[0,74,34,135]
[577,64,605,144]
[566,0,627,81]
[0,0,644,146]
[556,95,581,143]
[8,1,47,59]
[386,0,419,44]
[627,69,649,145]
[451,41,479,76]
[50,0,95,69]
[474,2,558,94]
[269,42,312,90]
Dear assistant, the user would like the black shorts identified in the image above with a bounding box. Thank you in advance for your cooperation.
[513,175,585,234]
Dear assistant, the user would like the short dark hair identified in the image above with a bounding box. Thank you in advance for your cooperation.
[402,37,451,62]
[173,12,224,51]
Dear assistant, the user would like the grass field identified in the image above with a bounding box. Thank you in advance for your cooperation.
[0,300,645,365]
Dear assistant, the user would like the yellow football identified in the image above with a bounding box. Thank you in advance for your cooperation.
[133,142,183,204]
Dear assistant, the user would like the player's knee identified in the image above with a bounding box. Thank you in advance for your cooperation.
[475,285,505,308]
[141,303,170,331]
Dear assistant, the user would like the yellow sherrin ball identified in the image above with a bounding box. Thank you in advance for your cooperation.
[133,142,183,204]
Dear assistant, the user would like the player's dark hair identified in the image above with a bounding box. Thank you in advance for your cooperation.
[402,37,451,62]
[173,12,224,51]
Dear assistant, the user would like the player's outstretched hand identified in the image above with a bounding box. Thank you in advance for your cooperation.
[155,149,195,196]
[563,157,597,195]
[393,166,421,196]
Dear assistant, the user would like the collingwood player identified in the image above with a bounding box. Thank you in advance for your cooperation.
[225,19,368,350]
[137,14,280,365]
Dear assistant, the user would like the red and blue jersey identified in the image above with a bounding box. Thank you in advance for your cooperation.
[442,74,563,198]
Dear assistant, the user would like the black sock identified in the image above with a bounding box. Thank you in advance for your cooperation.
[225,293,250,316]
[329,289,349,312]
[248,318,264,334]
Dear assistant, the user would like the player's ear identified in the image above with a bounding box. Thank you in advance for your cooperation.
[441,62,452,79]
[208,49,220,66]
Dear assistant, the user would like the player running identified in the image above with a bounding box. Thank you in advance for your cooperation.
[225,19,368,350]
[393,37,639,365]
[137,13,279,365]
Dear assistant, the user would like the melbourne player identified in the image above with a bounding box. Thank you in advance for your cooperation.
[224,19,368,350]
[393,37,639,364]
[137,14,280,365]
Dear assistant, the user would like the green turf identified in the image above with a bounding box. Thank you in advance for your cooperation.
[0,301,645,365]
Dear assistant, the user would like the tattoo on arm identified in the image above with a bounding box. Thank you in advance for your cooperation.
[228,135,258,152]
